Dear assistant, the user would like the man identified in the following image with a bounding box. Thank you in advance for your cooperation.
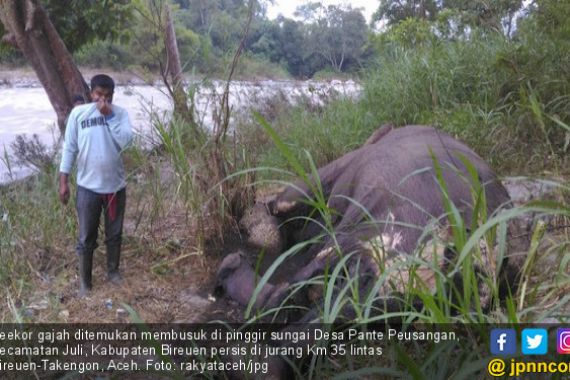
[59,74,133,297]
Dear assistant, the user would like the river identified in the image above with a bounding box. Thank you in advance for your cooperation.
[0,80,360,184]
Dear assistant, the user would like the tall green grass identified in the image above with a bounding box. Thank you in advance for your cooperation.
[245,28,569,176]
[363,29,570,173]
[0,163,77,321]
[236,116,570,377]
[249,116,570,325]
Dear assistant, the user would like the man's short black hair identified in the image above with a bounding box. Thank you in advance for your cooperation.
[90,74,115,92]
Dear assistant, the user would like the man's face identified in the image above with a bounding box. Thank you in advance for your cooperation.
[90,86,113,103]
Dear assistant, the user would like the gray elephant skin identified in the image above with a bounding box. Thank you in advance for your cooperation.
[216,125,521,318]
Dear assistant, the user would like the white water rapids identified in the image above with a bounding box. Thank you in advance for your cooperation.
[0,80,360,184]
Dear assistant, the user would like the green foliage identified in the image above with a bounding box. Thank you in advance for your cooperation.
[365,25,569,172]
[243,0,569,173]
[311,68,353,81]
[530,0,570,40]
[276,19,311,77]
[42,0,134,53]
[0,42,24,66]
[175,27,204,69]
[152,116,208,244]
[0,0,374,78]
[303,3,369,72]
[209,10,244,53]
[248,19,283,62]
[373,0,524,33]
[366,32,509,124]
[227,54,289,79]
[382,17,437,48]
[0,0,134,65]
[373,0,440,26]
[249,95,374,176]
[442,0,523,33]
[245,23,567,173]
[174,0,220,33]
[0,168,77,320]
[74,39,135,70]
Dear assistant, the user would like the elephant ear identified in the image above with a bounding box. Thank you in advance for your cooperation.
[363,123,394,146]
[268,197,300,216]
[268,174,325,217]
[267,183,309,217]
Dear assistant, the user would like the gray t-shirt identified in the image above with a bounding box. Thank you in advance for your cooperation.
[60,102,133,194]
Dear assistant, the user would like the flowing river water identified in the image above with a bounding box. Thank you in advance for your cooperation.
[0,80,361,184]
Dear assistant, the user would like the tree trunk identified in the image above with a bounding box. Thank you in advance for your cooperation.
[164,5,192,122]
[0,0,89,132]
[418,0,426,19]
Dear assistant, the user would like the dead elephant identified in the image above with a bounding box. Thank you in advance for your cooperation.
[216,125,522,318]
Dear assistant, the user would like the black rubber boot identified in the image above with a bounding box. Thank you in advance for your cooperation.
[78,251,93,297]
[107,244,122,285]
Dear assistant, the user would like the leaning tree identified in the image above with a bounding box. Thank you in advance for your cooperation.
[0,0,89,131]
[0,0,132,131]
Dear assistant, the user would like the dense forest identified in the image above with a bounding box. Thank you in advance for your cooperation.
[1,0,565,80]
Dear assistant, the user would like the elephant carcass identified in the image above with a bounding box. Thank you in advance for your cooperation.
[217,125,516,314]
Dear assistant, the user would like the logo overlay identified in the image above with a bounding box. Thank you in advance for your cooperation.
[490,329,516,355]
[488,359,570,377]
[558,328,570,354]
[522,328,548,355]
[488,359,506,377]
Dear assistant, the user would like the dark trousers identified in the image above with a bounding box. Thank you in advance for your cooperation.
[76,186,126,274]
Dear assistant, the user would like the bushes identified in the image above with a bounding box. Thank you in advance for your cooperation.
[224,54,289,79]
[0,44,25,67]
[247,15,568,176]
[362,33,511,141]
[244,92,376,178]
[74,39,134,70]
[361,25,569,172]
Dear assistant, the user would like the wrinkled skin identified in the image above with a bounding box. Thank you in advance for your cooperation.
[217,125,519,316]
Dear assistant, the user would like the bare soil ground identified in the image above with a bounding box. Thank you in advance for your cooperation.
[24,232,219,323]
[17,186,248,324]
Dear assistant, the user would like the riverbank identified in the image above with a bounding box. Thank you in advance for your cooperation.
[0,76,360,184]
[0,66,358,89]
[0,67,154,88]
